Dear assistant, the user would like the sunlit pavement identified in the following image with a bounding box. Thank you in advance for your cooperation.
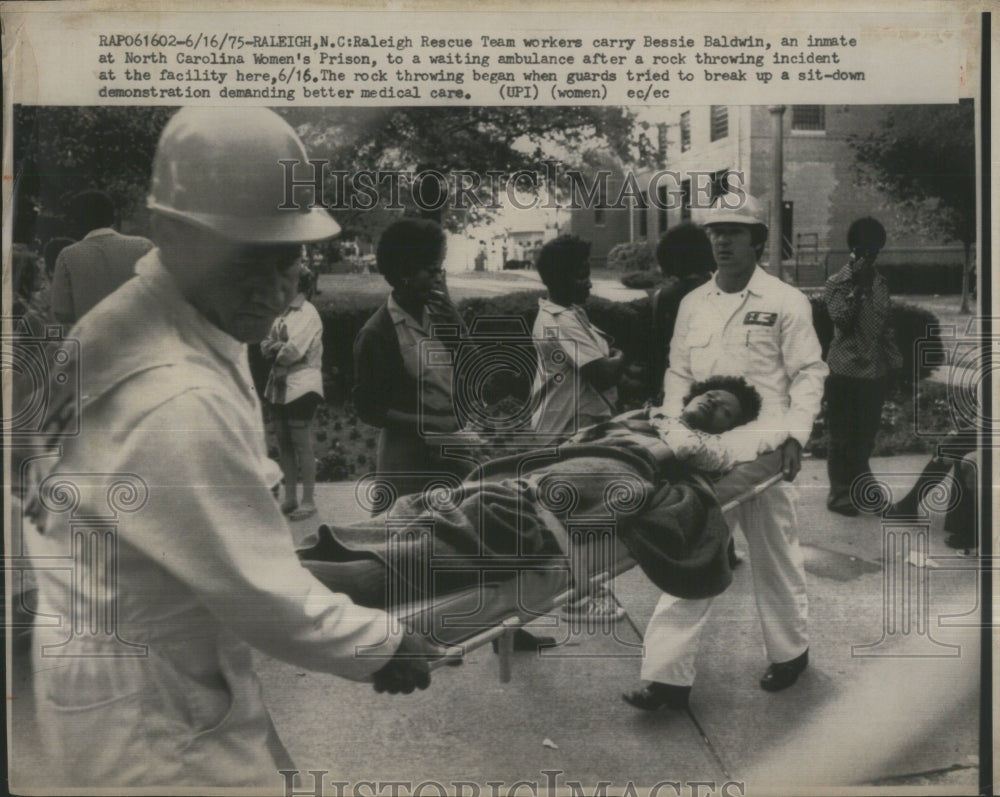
[260,454,982,791]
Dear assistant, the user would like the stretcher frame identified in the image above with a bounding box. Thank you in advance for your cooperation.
[419,469,787,681]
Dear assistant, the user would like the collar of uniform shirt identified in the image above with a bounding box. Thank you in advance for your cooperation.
[136,250,246,366]
[706,265,768,297]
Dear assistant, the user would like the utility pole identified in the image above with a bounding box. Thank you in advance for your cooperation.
[768,105,786,280]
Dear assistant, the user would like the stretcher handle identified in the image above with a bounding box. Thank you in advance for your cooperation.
[719,471,784,514]
[426,569,620,672]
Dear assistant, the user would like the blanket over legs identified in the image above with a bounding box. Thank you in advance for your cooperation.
[298,438,733,609]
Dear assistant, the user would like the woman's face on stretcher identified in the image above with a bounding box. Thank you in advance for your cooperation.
[680,390,743,434]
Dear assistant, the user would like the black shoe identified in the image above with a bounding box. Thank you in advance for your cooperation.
[491,628,556,653]
[622,682,691,711]
[760,649,809,692]
[945,533,976,552]
[827,498,859,517]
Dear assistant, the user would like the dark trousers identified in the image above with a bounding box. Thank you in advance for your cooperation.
[892,433,978,546]
[825,374,887,504]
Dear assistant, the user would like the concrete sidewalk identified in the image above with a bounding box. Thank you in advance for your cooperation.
[262,454,982,791]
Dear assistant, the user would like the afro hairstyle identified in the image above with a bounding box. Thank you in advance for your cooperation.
[376,217,447,288]
[682,374,762,424]
[846,216,887,258]
[655,222,715,279]
[535,234,591,288]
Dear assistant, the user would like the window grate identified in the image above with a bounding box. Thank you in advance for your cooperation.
[710,106,728,141]
[792,105,825,131]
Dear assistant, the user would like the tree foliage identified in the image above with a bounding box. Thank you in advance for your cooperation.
[13,104,649,243]
[849,101,976,312]
[849,101,975,247]
[13,106,177,240]
[282,106,650,234]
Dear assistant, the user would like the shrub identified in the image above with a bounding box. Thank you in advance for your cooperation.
[875,263,964,295]
[457,290,542,332]
[889,301,946,384]
[606,242,656,272]
[313,292,387,397]
[807,381,945,459]
[621,271,663,290]
[315,450,350,482]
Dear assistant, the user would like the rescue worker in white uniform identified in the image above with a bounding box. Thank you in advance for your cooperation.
[20,108,436,789]
[623,195,828,710]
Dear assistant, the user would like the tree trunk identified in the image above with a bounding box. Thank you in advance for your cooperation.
[959,240,972,315]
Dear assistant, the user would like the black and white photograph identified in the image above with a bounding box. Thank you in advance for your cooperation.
[2,4,992,795]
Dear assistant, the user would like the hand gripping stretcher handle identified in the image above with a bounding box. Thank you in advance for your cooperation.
[426,470,786,674]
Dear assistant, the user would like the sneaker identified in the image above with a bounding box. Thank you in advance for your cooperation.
[289,502,318,522]
[562,589,626,621]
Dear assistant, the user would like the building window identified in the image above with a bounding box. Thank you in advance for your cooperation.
[680,111,691,152]
[638,191,649,238]
[792,105,825,131]
[657,185,669,233]
[680,179,692,222]
[710,106,728,141]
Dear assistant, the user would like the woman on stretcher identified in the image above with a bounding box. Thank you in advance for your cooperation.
[299,375,787,609]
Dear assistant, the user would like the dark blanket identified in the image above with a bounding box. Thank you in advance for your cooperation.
[298,435,734,609]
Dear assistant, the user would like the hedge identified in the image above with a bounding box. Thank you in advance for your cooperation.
[877,263,966,295]
[606,241,657,272]
[249,289,942,407]
[621,271,664,290]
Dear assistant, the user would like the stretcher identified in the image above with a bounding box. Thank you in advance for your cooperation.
[300,449,785,681]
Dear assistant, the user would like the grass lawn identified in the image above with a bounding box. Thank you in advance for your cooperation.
[314,266,634,308]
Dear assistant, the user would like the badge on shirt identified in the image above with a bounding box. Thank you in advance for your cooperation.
[743,311,777,327]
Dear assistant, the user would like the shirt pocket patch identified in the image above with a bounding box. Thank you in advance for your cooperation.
[744,326,781,373]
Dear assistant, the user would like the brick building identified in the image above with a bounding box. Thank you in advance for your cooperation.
[569,105,967,283]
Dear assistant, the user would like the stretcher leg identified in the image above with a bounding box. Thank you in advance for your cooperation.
[497,628,514,683]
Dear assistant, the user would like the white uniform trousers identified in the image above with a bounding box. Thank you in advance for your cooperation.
[640,480,809,685]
